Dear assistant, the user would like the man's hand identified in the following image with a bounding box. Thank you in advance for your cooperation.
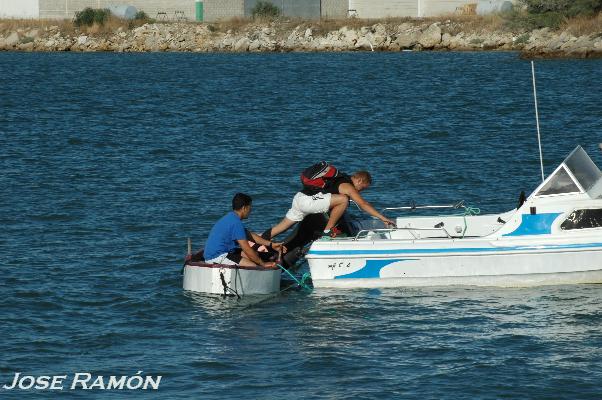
[340,183,397,229]
[261,261,277,269]
[382,218,396,228]
[271,242,287,253]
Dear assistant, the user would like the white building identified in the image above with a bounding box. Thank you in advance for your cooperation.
[0,0,513,20]
[0,0,195,20]
[0,0,40,18]
[348,0,512,18]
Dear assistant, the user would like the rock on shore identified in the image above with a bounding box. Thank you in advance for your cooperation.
[0,21,601,58]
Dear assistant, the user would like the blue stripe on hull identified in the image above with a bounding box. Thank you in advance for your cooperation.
[503,213,562,236]
[308,241,602,256]
[335,259,418,279]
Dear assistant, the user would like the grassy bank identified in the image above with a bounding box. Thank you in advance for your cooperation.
[1,10,601,37]
[1,10,601,57]
[0,6,152,35]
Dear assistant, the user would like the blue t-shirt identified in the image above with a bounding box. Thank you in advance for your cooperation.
[204,211,247,260]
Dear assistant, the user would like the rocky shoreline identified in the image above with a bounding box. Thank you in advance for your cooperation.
[1,20,601,58]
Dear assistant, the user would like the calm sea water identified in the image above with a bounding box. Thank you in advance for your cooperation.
[1,51,601,399]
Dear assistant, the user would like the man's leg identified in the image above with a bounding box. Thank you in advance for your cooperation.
[267,193,305,239]
[238,252,259,267]
[226,248,259,267]
[324,194,349,232]
[269,217,297,239]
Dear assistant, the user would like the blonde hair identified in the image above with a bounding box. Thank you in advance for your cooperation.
[353,170,372,185]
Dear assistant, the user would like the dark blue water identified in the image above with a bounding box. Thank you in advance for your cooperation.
[1,52,602,398]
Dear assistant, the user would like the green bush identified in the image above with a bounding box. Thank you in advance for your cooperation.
[128,10,153,28]
[74,8,110,27]
[134,11,149,21]
[514,33,530,45]
[565,0,602,16]
[520,0,566,14]
[252,1,281,20]
[520,0,602,17]
[506,10,566,30]
[506,0,601,30]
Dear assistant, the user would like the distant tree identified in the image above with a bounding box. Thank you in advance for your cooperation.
[134,11,149,21]
[252,1,281,20]
[73,8,110,27]
[566,0,602,16]
[520,0,602,16]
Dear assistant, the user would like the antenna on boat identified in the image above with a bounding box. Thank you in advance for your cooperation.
[531,61,545,183]
[187,237,192,256]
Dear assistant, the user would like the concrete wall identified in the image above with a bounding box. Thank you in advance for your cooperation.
[38,0,195,20]
[349,0,417,18]
[204,0,348,22]
[422,0,474,17]
[203,0,244,22]
[124,0,195,20]
[321,0,347,18]
[348,0,514,18]
[13,0,510,21]
[0,0,40,18]
[244,0,320,19]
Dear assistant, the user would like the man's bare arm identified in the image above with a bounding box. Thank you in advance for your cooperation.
[249,232,271,247]
[338,183,395,226]
[249,232,287,253]
[237,239,267,266]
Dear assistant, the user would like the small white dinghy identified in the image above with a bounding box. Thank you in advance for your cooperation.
[181,216,323,297]
[182,249,281,296]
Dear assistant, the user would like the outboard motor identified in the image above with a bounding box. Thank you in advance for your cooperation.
[265,213,329,270]
[273,211,370,270]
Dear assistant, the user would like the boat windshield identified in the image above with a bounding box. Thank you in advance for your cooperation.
[536,146,602,196]
[536,166,580,196]
[564,146,602,191]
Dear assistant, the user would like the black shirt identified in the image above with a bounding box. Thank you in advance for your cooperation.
[300,174,353,196]
[325,174,353,194]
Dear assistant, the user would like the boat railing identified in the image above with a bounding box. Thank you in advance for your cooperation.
[380,200,465,215]
[353,226,453,241]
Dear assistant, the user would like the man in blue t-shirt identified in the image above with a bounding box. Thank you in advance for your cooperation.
[204,193,284,268]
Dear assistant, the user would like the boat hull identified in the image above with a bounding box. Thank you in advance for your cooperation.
[307,241,602,288]
[312,269,602,288]
[183,263,281,295]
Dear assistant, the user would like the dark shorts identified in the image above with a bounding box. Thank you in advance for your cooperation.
[225,248,242,264]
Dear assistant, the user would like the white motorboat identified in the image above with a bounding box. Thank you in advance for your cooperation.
[306,145,602,288]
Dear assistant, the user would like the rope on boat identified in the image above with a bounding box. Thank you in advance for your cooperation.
[219,269,241,300]
[277,264,313,292]
[237,268,312,310]
[214,244,314,309]
[457,205,481,238]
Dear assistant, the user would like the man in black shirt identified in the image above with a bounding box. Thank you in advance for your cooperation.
[269,170,395,238]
